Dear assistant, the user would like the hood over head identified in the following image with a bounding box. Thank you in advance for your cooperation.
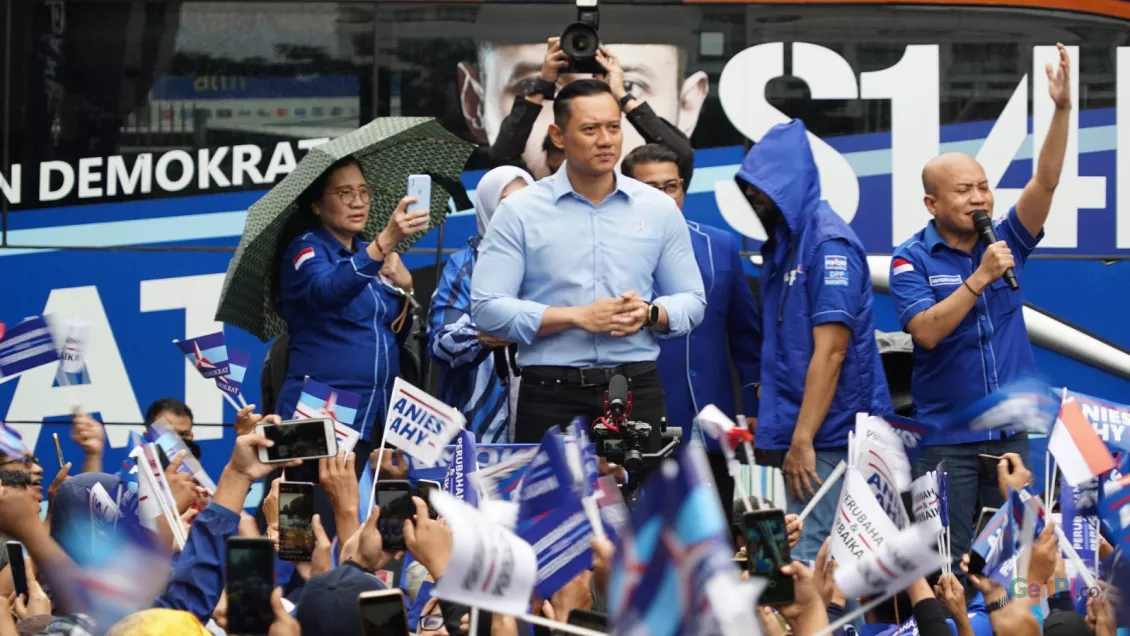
[735,119,823,235]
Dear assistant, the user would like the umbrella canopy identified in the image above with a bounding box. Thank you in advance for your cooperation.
[215,117,475,341]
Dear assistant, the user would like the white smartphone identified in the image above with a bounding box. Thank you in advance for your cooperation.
[406,174,431,218]
[255,418,338,464]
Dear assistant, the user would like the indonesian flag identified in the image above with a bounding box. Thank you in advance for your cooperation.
[892,258,914,275]
[1049,397,1115,486]
[293,247,315,270]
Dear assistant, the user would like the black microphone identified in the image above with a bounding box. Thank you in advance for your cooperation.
[972,210,1018,291]
[608,374,628,419]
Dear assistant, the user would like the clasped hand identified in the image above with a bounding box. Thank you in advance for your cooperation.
[578,291,650,337]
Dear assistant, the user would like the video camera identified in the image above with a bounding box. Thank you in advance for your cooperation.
[590,374,681,498]
[560,0,602,74]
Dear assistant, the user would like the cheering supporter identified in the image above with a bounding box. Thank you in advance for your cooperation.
[888,44,1072,572]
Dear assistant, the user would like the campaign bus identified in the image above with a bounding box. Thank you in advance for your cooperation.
[2,0,1130,483]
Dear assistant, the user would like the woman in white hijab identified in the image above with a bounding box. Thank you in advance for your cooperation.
[427,166,534,443]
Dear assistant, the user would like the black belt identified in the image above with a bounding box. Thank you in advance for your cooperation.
[521,361,656,388]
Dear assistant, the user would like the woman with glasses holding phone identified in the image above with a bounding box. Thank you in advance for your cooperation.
[274,156,428,476]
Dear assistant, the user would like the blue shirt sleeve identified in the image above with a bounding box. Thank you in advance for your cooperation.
[652,206,706,338]
[281,234,383,312]
[428,250,489,369]
[998,205,1044,264]
[807,239,865,329]
[471,201,550,345]
[152,502,240,623]
[723,235,761,414]
[889,246,935,330]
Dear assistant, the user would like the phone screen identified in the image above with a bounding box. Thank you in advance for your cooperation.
[417,480,440,519]
[742,510,794,606]
[359,591,409,636]
[6,542,27,599]
[376,481,414,551]
[974,507,999,540]
[226,538,276,635]
[567,609,608,631]
[262,420,331,462]
[278,482,315,562]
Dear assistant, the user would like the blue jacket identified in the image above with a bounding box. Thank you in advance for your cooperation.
[276,226,411,442]
[657,221,760,451]
[738,120,891,450]
[427,237,512,443]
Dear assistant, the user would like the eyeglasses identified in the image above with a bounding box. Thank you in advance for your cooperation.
[419,615,446,631]
[327,186,371,205]
[0,455,39,469]
[647,179,684,196]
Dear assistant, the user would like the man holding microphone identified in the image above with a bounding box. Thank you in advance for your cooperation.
[889,44,1072,569]
[471,78,706,443]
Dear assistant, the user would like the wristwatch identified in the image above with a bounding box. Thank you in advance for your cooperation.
[985,597,1011,613]
[618,93,635,110]
[644,302,660,327]
[525,77,556,101]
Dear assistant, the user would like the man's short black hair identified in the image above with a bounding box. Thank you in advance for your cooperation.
[542,132,562,156]
[553,79,614,128]
[145,398,193,427]
[622,143,680,179]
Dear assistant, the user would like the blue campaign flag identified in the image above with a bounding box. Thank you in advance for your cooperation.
[1060,474,1099,575]
[884,414,940,461]
[358,464,375,524]
[970,504,1018,586]
[517,428,575,523]
[566,417,601,498]
[608,446,738,636]
[1099,481,1130,551]
[173,332,230,379]
[443,429,479,506]
[944,377,1060,436]
[215,348,249,397]
[0,316,61,382]
[518,495,595,599]
[0,422,27,459]
[294,377,361,428]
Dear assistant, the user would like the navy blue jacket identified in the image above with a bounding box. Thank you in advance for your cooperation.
[276,226,410,441]
[657,221,760,451]
[738,120,892,450]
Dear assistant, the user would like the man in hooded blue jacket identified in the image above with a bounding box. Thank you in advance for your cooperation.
[737,120,892,561]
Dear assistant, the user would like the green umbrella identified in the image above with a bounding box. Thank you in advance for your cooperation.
[215,117,475,341]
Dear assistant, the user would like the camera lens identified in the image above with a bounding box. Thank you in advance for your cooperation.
[573,35,589,52]
[624,449,643,475]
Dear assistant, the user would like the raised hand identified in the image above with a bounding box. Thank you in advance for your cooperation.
[1047,42,1071,110]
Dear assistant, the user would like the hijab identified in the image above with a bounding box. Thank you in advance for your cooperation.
[475,166,534,236]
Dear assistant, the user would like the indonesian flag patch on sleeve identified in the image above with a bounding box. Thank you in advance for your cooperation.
[293,247,316,271]
[892,258,914,275]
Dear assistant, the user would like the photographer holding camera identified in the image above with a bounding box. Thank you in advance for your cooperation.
[486,1,695,182]
[471,78,706,444]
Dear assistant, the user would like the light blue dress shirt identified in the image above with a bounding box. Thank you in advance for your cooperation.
[471,167,706,368]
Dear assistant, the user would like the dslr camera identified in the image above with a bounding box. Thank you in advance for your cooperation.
[590,374,681,495]
[560,0,602,74]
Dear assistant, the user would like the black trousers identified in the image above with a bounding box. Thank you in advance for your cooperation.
[514,363,667,445]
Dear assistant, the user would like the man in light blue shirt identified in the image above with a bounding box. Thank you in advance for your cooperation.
[471,77,706,444]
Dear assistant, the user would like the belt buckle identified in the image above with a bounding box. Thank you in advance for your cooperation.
[579,368,606,388]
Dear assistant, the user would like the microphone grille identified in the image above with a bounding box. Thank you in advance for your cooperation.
[971,209,992,229]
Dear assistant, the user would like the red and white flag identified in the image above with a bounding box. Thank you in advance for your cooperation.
[1049,397,1115,486]
[892,258,914,275]
[293,247,315,271]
